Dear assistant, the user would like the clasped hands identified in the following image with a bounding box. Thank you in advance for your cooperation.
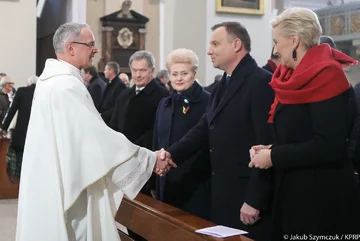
[154,148,177,176]
[248,145,273,169]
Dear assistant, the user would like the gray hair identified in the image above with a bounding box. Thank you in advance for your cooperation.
[27,75,38,85]
[156,69,169,79]
[53,22,90,54]
[129,51,155,69]
[0,76,13,88]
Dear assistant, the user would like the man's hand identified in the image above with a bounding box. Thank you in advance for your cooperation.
[240,202,260,225]
[154,148,177,176]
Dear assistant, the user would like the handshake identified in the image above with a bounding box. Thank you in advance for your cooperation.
[153,148,177,176]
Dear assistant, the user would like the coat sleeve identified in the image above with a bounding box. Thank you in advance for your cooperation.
[271,90,349,170]
[89,84,103,109]
[167,113,209,165]
[245,73,274,211]
[2,89,21,130]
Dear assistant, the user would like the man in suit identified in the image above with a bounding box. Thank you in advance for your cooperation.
[98,62,127,123]
[1,75,37,168]
[109,51,168,197]
[109,51,168,150]
[82,66,105,110]
[161,22,274,241]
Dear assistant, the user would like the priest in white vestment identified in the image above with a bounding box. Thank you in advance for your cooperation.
[15,23,175,241]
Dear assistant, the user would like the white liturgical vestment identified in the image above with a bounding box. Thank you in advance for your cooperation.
[15,59,156,241]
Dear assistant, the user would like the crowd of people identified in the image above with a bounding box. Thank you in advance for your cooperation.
[1,6,359,241]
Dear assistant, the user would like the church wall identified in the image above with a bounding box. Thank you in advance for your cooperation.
[0,1,36,86]
[163,0,207,85]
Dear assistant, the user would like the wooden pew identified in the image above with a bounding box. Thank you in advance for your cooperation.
[115,193,254,241]
[0,137,19,199]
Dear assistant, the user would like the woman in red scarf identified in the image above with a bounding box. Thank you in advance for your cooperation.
[249,7,360,240]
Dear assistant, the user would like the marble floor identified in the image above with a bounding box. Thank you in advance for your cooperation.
[0,199,17,241]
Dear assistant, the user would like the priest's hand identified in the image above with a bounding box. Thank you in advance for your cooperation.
[240,202,260,225]
[154,148,177,176]
[249,149,273,169]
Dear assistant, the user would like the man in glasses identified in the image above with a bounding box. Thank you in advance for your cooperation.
[15,22,176,241]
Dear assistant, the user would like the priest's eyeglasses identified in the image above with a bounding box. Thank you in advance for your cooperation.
[71,41,96,49]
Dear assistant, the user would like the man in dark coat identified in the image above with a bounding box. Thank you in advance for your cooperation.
[164,22,274,241]
[109,51,168,150]
[1,76,37,167]
[98,62,126,123]
[83,66,105,110]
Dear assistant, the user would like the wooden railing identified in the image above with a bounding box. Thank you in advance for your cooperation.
[115,193,253,241]
[0,137,19,199]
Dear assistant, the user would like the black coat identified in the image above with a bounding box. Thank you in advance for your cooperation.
[153,81,211,219]
[99,76,126,122]
[87,75,105,110]
[109,79,169,150]
[270,90,360,239]
[2,84,35,152]
[204,81,219,94]
[167,54,274,241]
[0,92,10,123]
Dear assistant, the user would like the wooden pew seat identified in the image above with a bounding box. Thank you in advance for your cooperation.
[116,193,253,241]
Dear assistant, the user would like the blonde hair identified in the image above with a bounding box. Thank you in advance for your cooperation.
[0,76,13,88]
[271,7,322,50]
[166,48,199,72]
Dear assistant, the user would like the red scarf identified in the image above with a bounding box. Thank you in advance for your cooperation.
[268,44,357,123]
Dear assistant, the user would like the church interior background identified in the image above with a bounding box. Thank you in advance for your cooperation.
[1,0,360,240]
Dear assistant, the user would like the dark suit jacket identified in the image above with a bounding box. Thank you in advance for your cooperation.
[109,79,169,150]
[99,76,126,123]
[167,54,274,241]
[2,84,35,152]
[0,92,10,123]
[87,75,105,110]
[270,90,360,239]
[153,81,211,219]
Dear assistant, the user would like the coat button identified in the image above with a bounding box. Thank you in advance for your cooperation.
[210,149,213,153]
[209,125,214,130]
[212,172,215,176]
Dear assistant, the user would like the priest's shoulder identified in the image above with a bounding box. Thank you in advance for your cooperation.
[40,74,84,91]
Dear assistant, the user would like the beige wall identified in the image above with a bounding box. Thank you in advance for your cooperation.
[163,0,207,85]
[0,1,36,87]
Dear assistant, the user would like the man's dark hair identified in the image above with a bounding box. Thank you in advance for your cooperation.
[83,66,97,76]
[106,61,120,75]
[211,22,251,52]
[320,35,336,49]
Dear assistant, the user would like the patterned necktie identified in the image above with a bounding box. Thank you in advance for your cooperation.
[136,89,141,95]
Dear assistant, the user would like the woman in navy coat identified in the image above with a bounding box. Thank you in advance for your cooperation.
[153,48,211,219]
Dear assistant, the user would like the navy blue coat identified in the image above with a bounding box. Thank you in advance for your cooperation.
[153,81,211,219]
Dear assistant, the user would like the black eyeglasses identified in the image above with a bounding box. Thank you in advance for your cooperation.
[71,41,96,48]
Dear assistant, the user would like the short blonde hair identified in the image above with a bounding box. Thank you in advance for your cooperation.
[271,7,322,50]
[0,76,13,88]
[166,48,199,72]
